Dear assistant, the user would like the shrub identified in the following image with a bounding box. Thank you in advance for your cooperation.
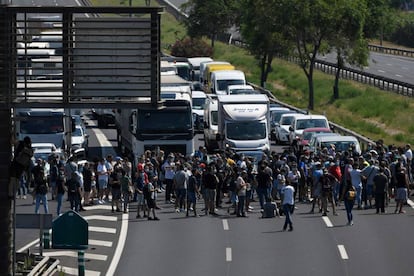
[170,37,213,57]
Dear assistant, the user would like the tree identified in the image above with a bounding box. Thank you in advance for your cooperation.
[279,0,338,110]
[238,0,292,87]
[330,0,369,99]
[364,0,396,45]
[181,0,237,48]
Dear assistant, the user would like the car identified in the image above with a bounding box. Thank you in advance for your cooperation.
[274,113,304,145]
[32,142,65,161]
[288,114,330,150]
[308,134,360,154]
[71,125,89,155]
[72,114,87,134]
[269,107,290,140]
[299,127,333,150]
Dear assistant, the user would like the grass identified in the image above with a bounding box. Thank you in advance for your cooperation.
[89,0,414,147]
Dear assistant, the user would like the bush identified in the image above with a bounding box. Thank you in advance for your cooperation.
[170,37,213,57]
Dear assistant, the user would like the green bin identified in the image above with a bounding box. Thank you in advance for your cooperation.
[52,210,88,250]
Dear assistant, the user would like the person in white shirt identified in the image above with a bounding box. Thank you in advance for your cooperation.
[97,158,109,204]
[281,182,295,231]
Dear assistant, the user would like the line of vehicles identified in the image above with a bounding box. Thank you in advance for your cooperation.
[15,24,362,168]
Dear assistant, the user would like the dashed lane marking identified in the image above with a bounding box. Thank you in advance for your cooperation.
[322,216,334,228]
[407,199,414,209]
[337,245,349,260]
[222,219,229,231]
[226,247,232,262]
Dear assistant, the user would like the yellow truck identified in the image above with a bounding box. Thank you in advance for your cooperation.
[203,63,235,93]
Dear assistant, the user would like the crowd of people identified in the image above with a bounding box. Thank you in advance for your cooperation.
[15,138,413,230]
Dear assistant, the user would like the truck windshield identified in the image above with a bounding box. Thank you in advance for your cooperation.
[217,79,245,91]
[20,116,64,134]
[138,109,192,132]
[227,121,266,140]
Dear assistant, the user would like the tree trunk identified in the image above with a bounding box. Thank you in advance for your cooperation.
[334,52,343,99]
[260,54,266,87]
[307,64,315,111]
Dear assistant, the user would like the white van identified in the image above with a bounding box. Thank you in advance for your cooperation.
[308,135,361,155]
[288,114,329,148]
[203,95,218,152]
[210,70,246,95]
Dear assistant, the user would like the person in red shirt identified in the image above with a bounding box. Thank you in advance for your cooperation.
[328,160,342,205]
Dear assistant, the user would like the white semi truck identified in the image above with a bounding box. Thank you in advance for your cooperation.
[216,94,270,152]
[116,99,194,163]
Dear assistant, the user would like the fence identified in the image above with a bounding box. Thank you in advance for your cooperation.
[368,44,414,58]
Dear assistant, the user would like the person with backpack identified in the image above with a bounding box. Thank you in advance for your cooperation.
[341,179,356,226]
[66,172,81,212]
[34,167,49,214]
[56,164,66,216]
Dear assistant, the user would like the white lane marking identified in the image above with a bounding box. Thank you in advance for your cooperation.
[226,247,232,262]
[89,239,113,247]
[407,199,414,208]
[83,205,112,211]
[89,226,117,234]
[337,245,349,260]
[59,266,100,276]
[322,216,334,228]
[395,74,403,78]
[92,128,113,147]
[43,251,107,261]
[17,239,40,253]
[378,70,385,73]
[222,219,229,231]
[106,212,129,276]
[386,63,392,66]
[84,215,118,222]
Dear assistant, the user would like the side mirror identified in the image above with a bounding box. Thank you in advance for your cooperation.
[289,126,294,132]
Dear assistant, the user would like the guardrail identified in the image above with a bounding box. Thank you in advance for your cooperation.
[368,44,414,57]
[249,82,376,152]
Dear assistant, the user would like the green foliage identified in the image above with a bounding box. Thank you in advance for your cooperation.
[181,0,238,46]
[170,38,213,57]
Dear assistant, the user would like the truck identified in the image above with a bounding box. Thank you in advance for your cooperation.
[203,94,219,152]
[216,94,270,152]
[210,70,246,95]
[116,99,194,164]
[14,108,74,153]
